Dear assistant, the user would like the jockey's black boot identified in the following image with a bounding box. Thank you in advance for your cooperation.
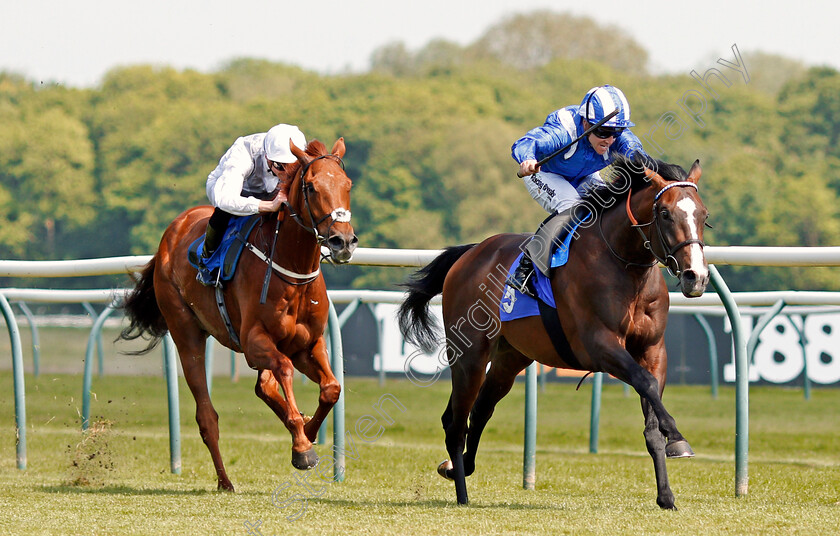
[200,222,222,262]
[195,213,228,286]
[506,254,536,298]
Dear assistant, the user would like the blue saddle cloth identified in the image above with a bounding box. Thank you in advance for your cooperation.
[188,215,261,283]
[499,217,584,321]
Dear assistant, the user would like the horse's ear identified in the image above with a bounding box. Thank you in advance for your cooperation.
[291,139,312,165]
[686,159,702,183]
[331,137,346,158]
[643,167,667,189]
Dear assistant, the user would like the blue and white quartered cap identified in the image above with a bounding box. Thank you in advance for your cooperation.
[580,85,635,128]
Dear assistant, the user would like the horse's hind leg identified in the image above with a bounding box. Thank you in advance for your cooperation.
[170,328,234,491]
[155,281,234,491]
[441,340,496,505]
[463,341,532,477]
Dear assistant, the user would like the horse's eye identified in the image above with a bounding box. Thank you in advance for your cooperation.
[304,183,315,194]
[660,208,671,220]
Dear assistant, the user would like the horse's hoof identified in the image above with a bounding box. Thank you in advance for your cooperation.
[437,460,454,480]
[666,439,695,458]
[292,448,319,470]
[217,480,235,492]
[301,412,312,425]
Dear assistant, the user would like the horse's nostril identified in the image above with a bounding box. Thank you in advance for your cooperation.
[350,235,359,246]
[682,270,697,282]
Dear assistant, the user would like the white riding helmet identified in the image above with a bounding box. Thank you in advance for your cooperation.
[264,124,307,163]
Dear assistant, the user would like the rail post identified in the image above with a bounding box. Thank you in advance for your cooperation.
[328,300,346,482]
[1,293,26,469]
[523,361,537,490]
[709,264,749,497]
[693,313,720,399]
[81,304,117,430]
[15,302,40,377]
[162,334,182,474]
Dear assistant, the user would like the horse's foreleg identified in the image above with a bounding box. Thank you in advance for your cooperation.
[641,398,675,510]
[297,337,341,442]
[254,363,318,470]
[244,328,318,470]
[625,364,694,458]
[601,342,692,509]
[604,348,689,450]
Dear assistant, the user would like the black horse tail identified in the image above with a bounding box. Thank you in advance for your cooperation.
[398,244,476,353]
[117,255,168,355]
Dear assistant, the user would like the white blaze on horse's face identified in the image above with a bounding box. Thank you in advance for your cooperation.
[674,195,709,297]
[675,197,707,275]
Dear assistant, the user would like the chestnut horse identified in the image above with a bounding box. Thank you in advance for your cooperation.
[398,156,709,510]
[119,138,357,491]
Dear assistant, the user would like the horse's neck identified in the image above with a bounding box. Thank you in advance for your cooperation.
[272,216,321,273]
[597,192,657,270]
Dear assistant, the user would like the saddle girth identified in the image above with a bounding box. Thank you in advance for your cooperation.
[536,298,585,371]
[215,285,242,352]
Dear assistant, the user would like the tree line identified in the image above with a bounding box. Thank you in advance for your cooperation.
[1,11,839,292]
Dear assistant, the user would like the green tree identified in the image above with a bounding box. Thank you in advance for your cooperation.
[778,67,840,189]
[745,52,807,96]
[0,107,95,258]
[467,11,649,73]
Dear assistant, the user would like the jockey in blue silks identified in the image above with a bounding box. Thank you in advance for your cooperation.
[507,85,650,297]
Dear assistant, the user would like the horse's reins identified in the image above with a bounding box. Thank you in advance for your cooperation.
[621,181,703,276]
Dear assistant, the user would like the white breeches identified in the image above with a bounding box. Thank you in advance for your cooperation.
[522,171,606,213]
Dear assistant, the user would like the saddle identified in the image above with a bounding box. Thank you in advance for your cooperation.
[186,214,262,351]
[501,206,593,370]
[525,205,592,276]
[187,215,262,286]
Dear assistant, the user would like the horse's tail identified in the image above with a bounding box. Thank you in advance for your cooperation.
[117,255,168,355]
[398,244,476,353]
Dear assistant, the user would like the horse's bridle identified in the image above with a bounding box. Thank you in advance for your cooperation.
[598,181,706,277]
[249,153,352,292]
[285,154,352,260]
[604,181,704,276]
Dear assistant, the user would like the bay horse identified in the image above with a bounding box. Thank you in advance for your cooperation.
[398,155,709,510]
[119,138,357,491]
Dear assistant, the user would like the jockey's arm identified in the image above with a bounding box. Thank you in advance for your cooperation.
[257,176,291,213]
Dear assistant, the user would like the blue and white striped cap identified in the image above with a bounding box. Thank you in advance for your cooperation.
[580,85,635,128]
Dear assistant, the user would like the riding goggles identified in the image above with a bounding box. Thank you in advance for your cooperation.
[591,126,625,139]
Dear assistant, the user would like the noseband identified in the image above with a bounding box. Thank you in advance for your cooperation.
[286,154,352,251]
[622,181,704,276]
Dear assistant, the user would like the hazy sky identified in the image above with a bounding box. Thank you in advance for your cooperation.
[0,0,830,87]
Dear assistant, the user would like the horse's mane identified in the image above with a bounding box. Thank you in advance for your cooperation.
[584,154,689,215]
[305,139,328,157]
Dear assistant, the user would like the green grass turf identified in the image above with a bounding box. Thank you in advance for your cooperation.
[0,371,838,535]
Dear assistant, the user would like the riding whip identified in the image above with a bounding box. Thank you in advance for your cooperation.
[517,109,619,177]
